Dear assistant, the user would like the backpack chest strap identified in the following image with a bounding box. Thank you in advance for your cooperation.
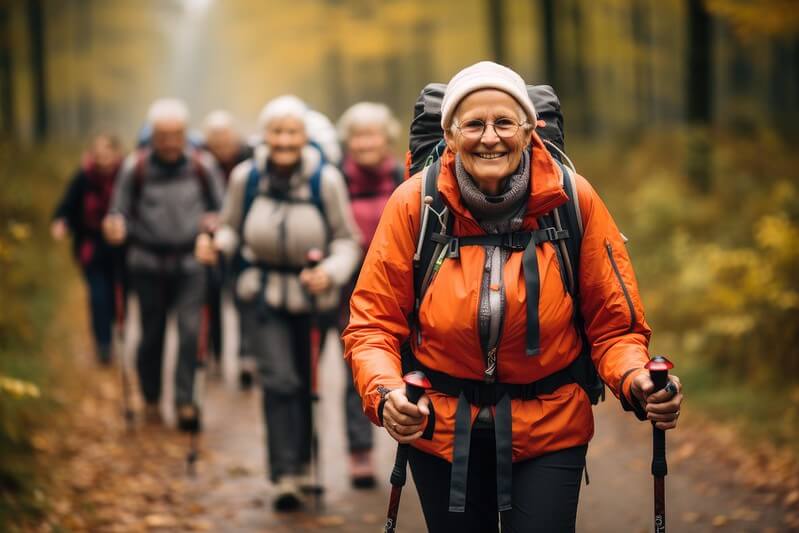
[428,226,568,356]
[431,227,569,259]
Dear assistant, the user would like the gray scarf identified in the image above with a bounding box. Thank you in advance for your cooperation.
[455,150,530,234]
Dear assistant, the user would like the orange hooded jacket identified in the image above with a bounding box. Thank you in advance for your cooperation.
[343,132,652,463]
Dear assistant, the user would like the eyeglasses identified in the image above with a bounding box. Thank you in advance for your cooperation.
[453,118,528,140]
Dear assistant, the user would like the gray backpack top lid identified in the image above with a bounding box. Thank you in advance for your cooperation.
[408,83,565,176]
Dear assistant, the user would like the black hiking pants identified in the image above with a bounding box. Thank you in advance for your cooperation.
[409,428,586,533]
[131,269,204,407]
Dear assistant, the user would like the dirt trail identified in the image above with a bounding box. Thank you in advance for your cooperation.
[32,294,798,532]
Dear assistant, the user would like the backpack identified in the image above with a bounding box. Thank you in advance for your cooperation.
[403,83,605,406]
[239,142,327,234]
[130,148,217,221]
[233,143,329,276]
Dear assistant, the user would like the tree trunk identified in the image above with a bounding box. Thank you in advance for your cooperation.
[0,3,13,137]
[571,0,592,134]
[487,0,506,64]
[686,0,712,124]
[685,0,714,192]
[27,0,48,142]
[540,0,558,89]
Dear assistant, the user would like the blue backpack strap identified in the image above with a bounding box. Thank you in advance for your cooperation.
[308,161,324,216]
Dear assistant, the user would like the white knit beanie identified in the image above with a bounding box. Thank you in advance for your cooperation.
[440,61,536,130]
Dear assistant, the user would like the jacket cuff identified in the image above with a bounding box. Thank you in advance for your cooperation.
[619,367,647,421]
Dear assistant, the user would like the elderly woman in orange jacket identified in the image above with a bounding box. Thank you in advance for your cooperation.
[343,61,683,532]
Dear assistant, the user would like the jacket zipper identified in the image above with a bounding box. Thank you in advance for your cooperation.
[605,239,636,333]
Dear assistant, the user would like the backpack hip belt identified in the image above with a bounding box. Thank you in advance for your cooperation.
[404,347,582,514]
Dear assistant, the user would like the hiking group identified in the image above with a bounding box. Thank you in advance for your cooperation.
[52,61,683,532]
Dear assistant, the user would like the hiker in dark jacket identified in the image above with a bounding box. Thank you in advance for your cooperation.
[196,95,361,511]
[52,134,124,364]
[104,98,224,429]
[201,110,254,384]
[334,102,403,488]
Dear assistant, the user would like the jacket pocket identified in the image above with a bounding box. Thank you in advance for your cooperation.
[604,239,636,333]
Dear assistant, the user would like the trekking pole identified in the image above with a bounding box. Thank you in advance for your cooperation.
[305,248,325,509]
[384,371,431,533]
[113,250,135,431]
[645,355,674,533]
[187,238,214,476]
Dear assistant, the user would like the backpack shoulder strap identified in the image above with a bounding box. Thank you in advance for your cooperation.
[544,159,606,404]
[131,148,150,220]
[189,150,216,211]
[309,161,325,216]
[239,158,261,233]
[412,159,448,299]
[553,160,583,297]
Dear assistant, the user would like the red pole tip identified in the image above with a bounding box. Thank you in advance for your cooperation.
[645,355,674,372]
[403,371,431,390]
[306,248,324,263]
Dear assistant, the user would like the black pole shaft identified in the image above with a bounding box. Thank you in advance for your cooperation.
[384,380,426,532]
[650,368,668,532]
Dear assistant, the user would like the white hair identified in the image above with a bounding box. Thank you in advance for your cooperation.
[203,110,235,133]
[147,98,189,125]
[258,95,308,131]
[337,102,400,142]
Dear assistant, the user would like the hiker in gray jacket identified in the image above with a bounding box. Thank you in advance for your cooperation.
[104,98,224,430]
[195,95,361,511]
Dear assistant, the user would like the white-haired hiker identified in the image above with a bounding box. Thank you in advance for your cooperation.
[104,98,224,430]
[334,101,404,488]
[195,95,361,511]
[200,110,255,385]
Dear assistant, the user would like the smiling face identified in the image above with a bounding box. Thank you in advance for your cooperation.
[265,116,307,170]
[151,118,187,163]
[444,89,531,194]
[92,135,121,172]
[346,124,390,169]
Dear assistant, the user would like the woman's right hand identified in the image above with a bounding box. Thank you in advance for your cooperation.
[102,214,126,245]
[50,219,67,241]
[194,233,218,265]
[383,389,431,444]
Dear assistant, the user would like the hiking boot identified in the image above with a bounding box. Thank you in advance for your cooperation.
[349,450,376,489]
[273,475,304,512]
[176,404,202,433]
[239,368,254,390]
[143,404,163,426]
[239,356,257,390]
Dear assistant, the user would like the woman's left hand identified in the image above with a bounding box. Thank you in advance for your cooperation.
[630,373,683,430]
[300,266,332,295]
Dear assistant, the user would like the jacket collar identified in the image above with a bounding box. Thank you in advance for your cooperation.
[437,131,568,233]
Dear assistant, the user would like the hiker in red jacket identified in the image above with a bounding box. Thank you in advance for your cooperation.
[52,134,124,365]
[335,102,404,488]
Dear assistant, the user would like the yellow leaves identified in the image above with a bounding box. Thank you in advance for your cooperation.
[0,374,41,399]
[756,214,799,253]
[705,0,799,39]
[8,221,32,241]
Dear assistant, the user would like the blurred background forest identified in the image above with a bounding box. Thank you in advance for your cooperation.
[1,0,798,525]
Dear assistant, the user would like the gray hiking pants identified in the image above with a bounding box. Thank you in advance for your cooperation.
[131,269,205,407]
[248,304,315,482]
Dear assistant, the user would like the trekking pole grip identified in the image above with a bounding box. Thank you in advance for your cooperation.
[646,356,674,478]
[389,371,431,487]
